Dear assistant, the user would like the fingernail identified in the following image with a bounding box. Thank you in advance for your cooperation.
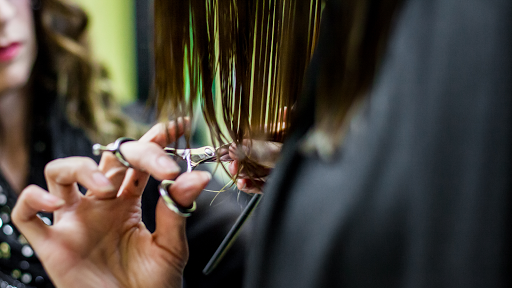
[158,156,181,174]
[42,193,65,208]
[228,161,236,175]
[92,172,115,191]
[201,171,212,181]
[237,179,246,190]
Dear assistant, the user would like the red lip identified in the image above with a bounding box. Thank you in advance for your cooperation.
[0,42,21,62]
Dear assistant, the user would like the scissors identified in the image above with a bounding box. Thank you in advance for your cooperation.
[164,144,263,275]
[164,144,232,172]
[93,138,262,274]
[158,144,231,216]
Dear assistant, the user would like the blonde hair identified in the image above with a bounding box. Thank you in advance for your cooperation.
[32,0,143,143]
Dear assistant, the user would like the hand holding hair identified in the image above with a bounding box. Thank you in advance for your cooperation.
[228,106,287,194]
[11,120,211,288]
[228,140,282,194]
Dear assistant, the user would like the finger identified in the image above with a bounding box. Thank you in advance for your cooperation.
[236,178,264,194]
[228,160,239,176]
[169,171,211,207]
[115,141,182,199]
[96,141,144,199]
[139,118,190,147]
[115,119,188,199]
[95,117,186,193]
[45,157,116,201]
[153,171,211,251]
[11,185,65,247]
[98,151,130,192]
[230,160,263,193]
[244,140,282,168]
[229,140,282,168]
[119,141,181,181]
[228,142,246,161]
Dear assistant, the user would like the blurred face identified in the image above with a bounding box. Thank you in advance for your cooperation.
[0,0,37,96]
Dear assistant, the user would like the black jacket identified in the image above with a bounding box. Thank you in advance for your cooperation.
[245,0,511,287]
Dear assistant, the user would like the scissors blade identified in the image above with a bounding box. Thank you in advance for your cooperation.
[188,146,217,165]
[163,146,217,168]
[164,144,234,171]
[164,147,189,159]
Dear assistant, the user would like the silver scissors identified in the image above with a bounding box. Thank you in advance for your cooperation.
[164,144,263,275]
[93,138,261,274]
[93,139,231,216]
[164,144,232,172]
[158,144,231,216]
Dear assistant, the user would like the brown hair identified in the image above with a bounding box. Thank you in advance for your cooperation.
[153,0,403,181]
[31,0,142,143]
[306,0,403,158]
[154,0,322,179]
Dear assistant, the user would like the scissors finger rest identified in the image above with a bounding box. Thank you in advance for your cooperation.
[92,137,135,167]
[158,180,197,217]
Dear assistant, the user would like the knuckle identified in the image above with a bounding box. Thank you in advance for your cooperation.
[19,184,37,200]
[104,165,127,179]
[142,143,166,164]
[45,157,97,183]
[79,157,98,170]
[141,123,166,143]
[12,185,38,221]
[146,141,163,152]
[44,158,64,177]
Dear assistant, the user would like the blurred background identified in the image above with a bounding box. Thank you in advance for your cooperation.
[73,0,152,105]
[72,0,230,181]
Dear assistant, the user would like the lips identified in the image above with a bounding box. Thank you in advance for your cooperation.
[0,42,22,62]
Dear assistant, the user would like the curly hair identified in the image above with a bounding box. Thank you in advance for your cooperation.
[31,0,142,143]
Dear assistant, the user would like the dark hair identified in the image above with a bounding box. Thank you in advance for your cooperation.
[306,0,403,157]
[153,0,403,179]
[154,0,322,180]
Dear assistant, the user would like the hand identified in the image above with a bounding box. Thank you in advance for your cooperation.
[228,107,287,194]
[228,140,282,194]
[12,120,211,288]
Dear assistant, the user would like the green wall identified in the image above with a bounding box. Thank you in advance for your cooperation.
[74,0,137,104]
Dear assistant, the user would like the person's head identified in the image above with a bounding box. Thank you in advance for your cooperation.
[153,0,404,157]
[153,0,322,181]
[0,0,90,103]
[0,0,141,142]
[0,0,37,96]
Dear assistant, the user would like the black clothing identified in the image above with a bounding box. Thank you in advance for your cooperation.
[143,174,251,288]
[246,0,511,287]
[0,97,248,288]
[0,97,92,288]
[128,103,252,288]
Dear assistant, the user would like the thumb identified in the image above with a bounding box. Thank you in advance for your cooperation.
[152,171,211,261]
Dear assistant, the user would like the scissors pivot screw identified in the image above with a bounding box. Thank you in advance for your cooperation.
[204,147,214,156]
